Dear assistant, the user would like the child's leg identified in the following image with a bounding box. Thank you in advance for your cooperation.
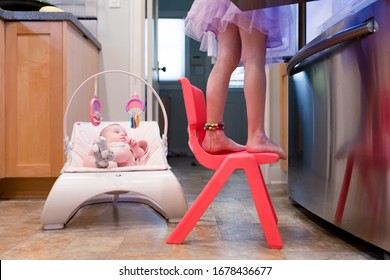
[112,148,134,167]
[203,23,245,154]
[239,27,287,159]
[83,155,98,167]
[117,157,136,167]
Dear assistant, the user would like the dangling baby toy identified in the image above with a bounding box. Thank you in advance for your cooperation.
[89,77,103,126]
[88,75,145,129]
[125,93,145,129]
[89,95,103,126]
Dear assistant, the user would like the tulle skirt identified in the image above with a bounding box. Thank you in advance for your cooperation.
[185,0,293,63]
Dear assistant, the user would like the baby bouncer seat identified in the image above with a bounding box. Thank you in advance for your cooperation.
[40,70,188,230]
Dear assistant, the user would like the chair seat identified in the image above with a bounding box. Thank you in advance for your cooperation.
[201,150,280,169]
[188,129,280,170]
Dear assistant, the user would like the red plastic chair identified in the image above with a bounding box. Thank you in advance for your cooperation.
[166,78,283,249]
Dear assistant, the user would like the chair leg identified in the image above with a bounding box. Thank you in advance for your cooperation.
[261,171,278,223]
[166,160,235,244]
[166,154,283,249]
[244,160,283,249]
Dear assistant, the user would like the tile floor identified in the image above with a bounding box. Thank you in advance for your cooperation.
[0,156,386,260]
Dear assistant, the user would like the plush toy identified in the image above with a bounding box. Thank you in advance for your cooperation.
[92,136,114,168]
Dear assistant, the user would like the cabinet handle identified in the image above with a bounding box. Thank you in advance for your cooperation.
[287,19,377,75]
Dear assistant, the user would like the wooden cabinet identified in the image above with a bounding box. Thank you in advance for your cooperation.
[4,21,99,178]
[0,20,4,179]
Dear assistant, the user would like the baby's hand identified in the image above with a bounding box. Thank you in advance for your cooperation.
[128,138,139,149]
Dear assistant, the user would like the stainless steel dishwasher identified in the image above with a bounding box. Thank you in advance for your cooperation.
[287,0,389,253]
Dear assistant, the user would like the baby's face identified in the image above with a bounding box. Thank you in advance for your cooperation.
[101,125,128,143]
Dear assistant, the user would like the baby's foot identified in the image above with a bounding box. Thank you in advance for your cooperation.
[246,136,287,160]
[202,131,245,154]
[96,137,114,161]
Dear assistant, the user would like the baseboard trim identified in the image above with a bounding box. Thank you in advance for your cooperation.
[0,177,56,199]
[269,164,288,185]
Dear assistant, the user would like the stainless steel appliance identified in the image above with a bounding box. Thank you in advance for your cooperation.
[287,0,389,253]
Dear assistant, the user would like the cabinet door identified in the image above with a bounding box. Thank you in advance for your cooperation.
[0,20,4,179]
[5,22,64,177]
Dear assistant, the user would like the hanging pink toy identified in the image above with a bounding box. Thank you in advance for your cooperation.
[89,77,103,126]
[125,93,145,128]
[89,95,102,126]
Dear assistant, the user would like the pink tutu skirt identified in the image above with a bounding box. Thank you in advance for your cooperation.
[185,0,293,63]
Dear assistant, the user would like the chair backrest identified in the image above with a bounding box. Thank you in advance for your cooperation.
[179,77,206,148]
[179,77,232,170]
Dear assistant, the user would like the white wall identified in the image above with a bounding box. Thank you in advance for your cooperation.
[97,0,145,121]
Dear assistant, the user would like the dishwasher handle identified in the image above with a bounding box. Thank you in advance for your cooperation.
[287,19,377,75]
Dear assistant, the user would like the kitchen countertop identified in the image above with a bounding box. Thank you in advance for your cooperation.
[231,0,318,10]
[0,8,101,50]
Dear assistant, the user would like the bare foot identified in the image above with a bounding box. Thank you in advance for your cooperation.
[246,136,287,160]
[202,131,245,154]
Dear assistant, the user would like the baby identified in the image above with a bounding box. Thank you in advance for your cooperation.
[83,124,147,168]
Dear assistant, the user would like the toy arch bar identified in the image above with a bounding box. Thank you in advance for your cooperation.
[63,70,168,144]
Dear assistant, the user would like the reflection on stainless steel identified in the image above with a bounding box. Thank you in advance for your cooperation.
[287,19,377,75]
[288,0,389,253]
